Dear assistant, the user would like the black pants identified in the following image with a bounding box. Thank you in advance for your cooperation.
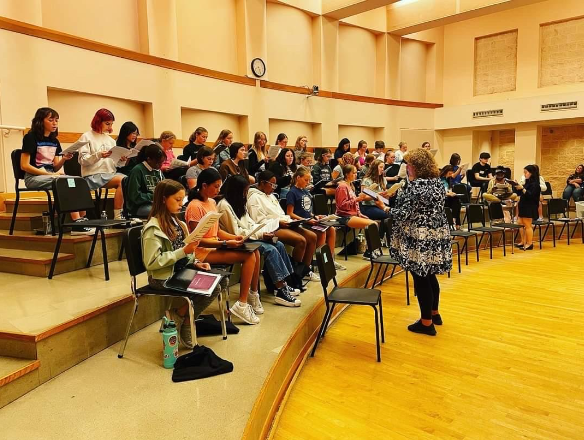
[411,272,440,320]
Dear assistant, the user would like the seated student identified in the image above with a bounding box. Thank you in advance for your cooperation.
[247,170,320,282]
[311,148,334,195]
[372,140,385,160]
[360,160,391,230]
[127,143,165,218]
[470,152,492,189]
[160,131,193,181]
[182,127,208,163]
[217,175,301,307]
[116,121,140,176]
[335,164,376,234]
[421,141,431,150]
[332,138,350,170]
[331,152,354,181]
[142,179,222,348]
[273,133,288,159]
[219,142,254,184]
[353,140,368,169]
[287,167,346,272]
[483,166,519,204]
[212,129,233,168]
[269,148,296,199]
[562,164,584,204]
[248,131,270,176]
[294,135,308,153]
[440,165,463,228]
[298,152,313,169]
[20,107,93,235]
[77,108,126,220]
[394,142,408,165]
[185,168,261,323]
[358,154,375,179]
[384,150,400,184]
[186,146,215,190]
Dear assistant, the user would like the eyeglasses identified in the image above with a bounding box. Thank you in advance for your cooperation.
[262,181,278,189]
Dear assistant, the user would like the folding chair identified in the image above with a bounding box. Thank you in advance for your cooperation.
[383,217,412,302]
[445,207,479,265]
[118,227,228,359]
[487,202,524,254]
[452,183,471,224]
[363,223,399,290]
[48,177,127,280]
[314,193,354,260]
[63,152,109,213]
[467,204,506,259]
[548,198,584,245]
[9,150,55,236]
[311,245,384,362]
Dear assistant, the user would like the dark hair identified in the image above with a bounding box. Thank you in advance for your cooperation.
[275,133,288,145]
[479,152,491,160]
[358,140,367,150]
[276,148,297,172]
[258,169,276,183]
[449,153,461,167]
[197,146,214,163]
[30,107,59,141]
[440,164,454,178]
[422,141,431,148]
[188,168,222,202]
[318,148,331,163]
[374,140,385,149]
[575,164,584,174]
[116,121,140,147]
[524,164,539,184]
[137,142,165,165]
[189,127,208,144]
[90,108,115,132]
[337,138,350,153]
[220,175,249,219]
[229,142,245,159]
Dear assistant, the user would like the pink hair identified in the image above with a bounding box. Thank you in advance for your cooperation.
[90,108,115,132]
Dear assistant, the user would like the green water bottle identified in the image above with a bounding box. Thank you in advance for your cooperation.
[162,316,179,369]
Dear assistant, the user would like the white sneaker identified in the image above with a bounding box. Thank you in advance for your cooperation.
[334,261,347,271]
[305,271,320,282]
[247,291,264,315]
[71,218,96,236]
[285,283,301,297]
[536,217,544,222]
[230,301,260,324]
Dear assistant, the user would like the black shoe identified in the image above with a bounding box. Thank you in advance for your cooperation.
[275,288,301,307]
[408,320,437,336]
[432,314,443,325]
[524,244,533,250]
[514,243,524,249]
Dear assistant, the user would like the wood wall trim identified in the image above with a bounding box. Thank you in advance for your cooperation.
[0,16,256,87]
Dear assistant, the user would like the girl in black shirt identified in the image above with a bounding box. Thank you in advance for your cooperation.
[514,164,541,250]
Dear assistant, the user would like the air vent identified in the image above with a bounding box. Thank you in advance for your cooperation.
[541,101,577,112]
[473,109,503,119]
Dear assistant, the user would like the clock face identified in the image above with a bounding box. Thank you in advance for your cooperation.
[251,58,266,77]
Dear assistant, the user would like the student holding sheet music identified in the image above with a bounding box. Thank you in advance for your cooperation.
[218,175,302,308]
[294,135,308,153]
[142,180,222,348]
[248,131,270,176]
[360,160,391,235]
[182,127,208,163]
[185,146,215,190]
[332,152,354,181]
[126,143,165,218]
[287,167,347,272]
[77,108,126,220]
[269,148,297,199]
[247,170,321,279]
[212,129,233,168]
[440,165,463,228]
[159,131,191,181]
[354,140,368,169]
[332,138,351,170]
[20,107,93,235]
[115,121,140,176]
[186,168,262,324]
[384,151,400,184]
[219,143,254,184]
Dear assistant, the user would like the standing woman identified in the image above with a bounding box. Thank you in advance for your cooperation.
[183,127,208,163]
[294,135,308,153]
[269,148,296,199]
[212,129,233,168]
[389,149,452,336]
[514,164,541,251]
[77,108,126,220]
[116,121,140,176]
[248,131,270,176]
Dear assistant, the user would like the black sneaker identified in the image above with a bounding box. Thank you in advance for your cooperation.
[71,218,96,236]
[407,320,437,336]
[275,288,301,307]
[432,314,443,325]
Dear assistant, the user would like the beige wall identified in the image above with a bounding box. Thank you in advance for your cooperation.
[474,30,517,96]
[540,17,584,88]
[493,129,516,178]
[180,109,245,144]
[338,25,376,96]
[268,119,318,147]
[338,125,376,148]
[266,3,313,86]
[41,0,141,51]
[400,39,427,102]
[0,0,42,25]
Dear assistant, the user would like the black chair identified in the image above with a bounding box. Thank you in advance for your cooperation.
[314,193,354,260]
[117,227,228,359]
[380,217,411,304]
[363,223,399,288]
[311,245,384,362]
[466,170,486,203]
[445,207,479,265]
[63,152,109,213]
[279,198,287,213]
[466,204,506,259]
[48,177,126,280]
[532,217,556,249]
[452,183,471,224]
[9,150,55,236]
[487,202,524,254]
[548,198,583,245]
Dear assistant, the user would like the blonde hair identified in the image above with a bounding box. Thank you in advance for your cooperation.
[294,135,307,152]
[292,166,311,186]
[189,127,207,144]
[298,152,312,164]
[364,159,386,189]
[213,129,232,148]
[404,148,439,179]
[253,131,267,161]
[159,131,176,142]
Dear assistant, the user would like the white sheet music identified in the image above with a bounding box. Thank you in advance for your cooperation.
[60,140,89,156]
[184,212,224,244]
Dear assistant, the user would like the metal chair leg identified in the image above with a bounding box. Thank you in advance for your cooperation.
[405,269,410,305]
[373,306,381,362]
[364,265,374,289]
[87,229,99,267]
[100,228,110,281]
[187,298,198,347]
[320,303,335,339]
[46,191,56,236]
[9,190,19,235]
[118,296,139,358]
[48,229,64,279]
[378,298,385,343]
[218,290,227,340]
[311,303,330,357]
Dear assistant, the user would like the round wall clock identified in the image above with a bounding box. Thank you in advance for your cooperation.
[251,58,266,78]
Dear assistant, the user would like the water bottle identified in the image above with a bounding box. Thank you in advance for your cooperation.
[101,211,108,221]
[162,316,179,369]
[41,211,51,235]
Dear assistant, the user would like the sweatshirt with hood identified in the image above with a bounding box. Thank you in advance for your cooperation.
[246,187,292,230]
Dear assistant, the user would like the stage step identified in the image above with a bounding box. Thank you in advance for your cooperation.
[4,192,116,215]
[0,248,75,277]
[0,212,44,232]
[0,357,41,408]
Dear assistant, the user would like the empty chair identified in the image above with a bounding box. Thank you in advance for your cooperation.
[363,223,399,289]
[311,245,384,362]
[548,198,583,245]
[466,204,506,259]
[314,193,354,260]
[487,202,524,254]
[445,207,479,265]
[382,217,411,304]
[118,227,228,359]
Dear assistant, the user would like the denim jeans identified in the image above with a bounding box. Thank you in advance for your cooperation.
[254,240,293,283]
[563,185,583,203]
[360,204,390,237]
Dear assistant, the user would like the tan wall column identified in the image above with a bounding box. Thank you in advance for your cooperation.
[514,124,539,179]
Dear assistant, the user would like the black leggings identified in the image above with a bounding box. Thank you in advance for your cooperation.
[411,273,440,320]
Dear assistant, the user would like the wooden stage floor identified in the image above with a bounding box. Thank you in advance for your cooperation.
[274,241,583,440]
